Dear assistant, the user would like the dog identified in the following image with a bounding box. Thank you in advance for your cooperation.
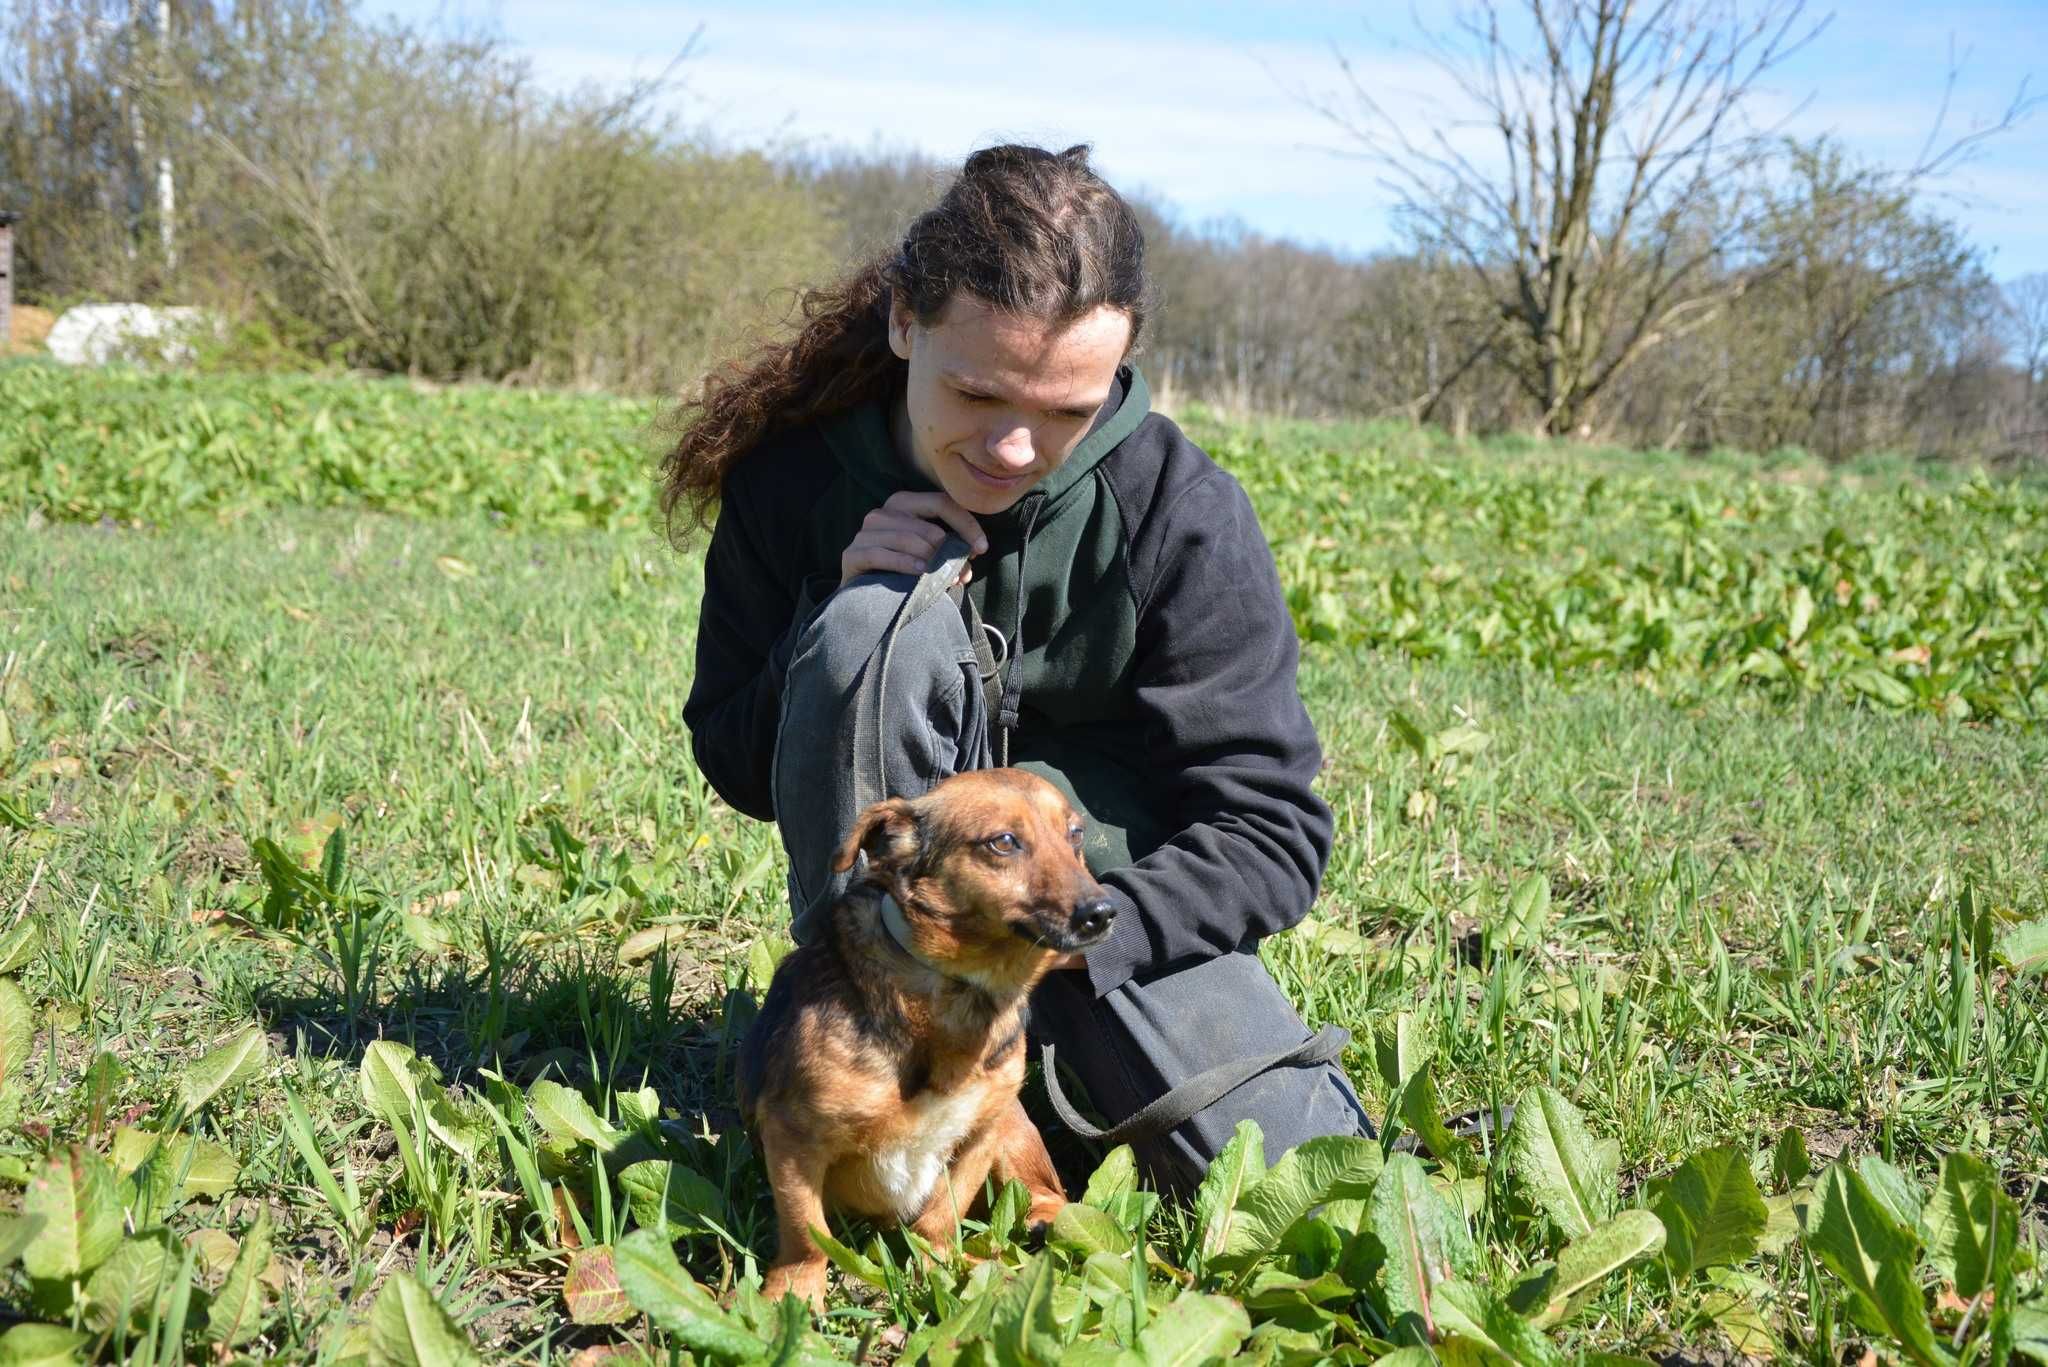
[737,768,1117,1310]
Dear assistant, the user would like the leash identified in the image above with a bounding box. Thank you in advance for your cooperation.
[876,889,1352,1148]
[1039,1025,1351,1147]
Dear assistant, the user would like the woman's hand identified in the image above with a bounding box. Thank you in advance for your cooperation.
[840,491,988,586]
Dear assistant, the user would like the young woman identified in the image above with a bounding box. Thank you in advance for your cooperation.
[668,143,1369,1188]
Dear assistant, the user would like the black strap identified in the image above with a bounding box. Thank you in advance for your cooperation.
[951,584,1010,764]
[1039,1024,1351,1146]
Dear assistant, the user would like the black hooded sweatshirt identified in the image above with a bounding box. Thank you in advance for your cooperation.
[683,366,1333,998]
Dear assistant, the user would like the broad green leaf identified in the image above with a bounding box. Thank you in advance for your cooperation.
[360,1041,484,1162]
[22,1145,123,1279]
[528,1079,621,1153]
[1649,1144,1768,1278]
[1373,1013,1434,1092]
[1920,1153,2016,1297]
[0,1214,42,1269]
[617,1159,727,1235]
[1856,1154,1923,1230]
[1431,1279,1566,1367]
[1497,872,1552,951]
[1771,1128,1811,1190]
[1699,1287,1775,1357]
[807,1225,888,1290]
[368,1272,485,1367]
[1220,1134,1383,1267]
[1995,917,2048,975]
[564,1245,635,1325]
[1192,1119,1265,1262]
[180,1023,269,1114]
[1503,1086,1614,1240]
[2011,1305,2048,1365]
[615,1086,663,1131]
[112,1127,240,1211]
[1759,1189,1808,1256]
[1371,1153,1477,1340]
[1130,1292,1251,1366]
[1802,1164,1950,1367]
[1051,1201,1130,1257]
[1514,1209,1667,1328]
[1371,1350,1439,1367]
[0,920,42,975]
[1394,1064,1485,1177]
[990,1251,1065,1366]
[612,1229,765,1359]
[206,1211,273,1346]
[83,1228,182,1332]
[1082,1145,1138,1209]
[0,979,31,1095]
[0,1323,91,1365]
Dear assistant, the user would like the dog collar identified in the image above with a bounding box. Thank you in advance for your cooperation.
[876,893,969,984]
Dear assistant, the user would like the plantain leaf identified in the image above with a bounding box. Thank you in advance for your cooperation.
[205,1211,273,1346]
[617,1159,727,1236]
[1394,1064,1485,1178]
[1803,1163,1951,1367]
[990,1252,1066,1365]
[528,1079,621,1153]
[1994,916,2048,975]
[0,920,41,976]
[0,978,31,1096]
[368,1272,485,1366]
[1431,1279,1567,1367]
[564,1245,635,1325]
[179,1023,269,1115]
[1192,1119,1266,1263]
[360,1040,484,1162]
[83,1228,183,1332]
[0,1323,92,1364]
[612,1228,765,1359]
[1129,1292,1251,1366]
[1771,1128,1811,1190]
[1496,872,1552,951]
[1373,1013,1434,1093]
[1220,1134,1383,1269]
[22,1144,124,1279]
[1503,1086,1614,1240]
[1372,1153,1478,1342]
[1920,1152,2017,1298]
[1649,1144,1768,1278]
[1512,1209,1667,1328]
[1082,1145,1138,1210]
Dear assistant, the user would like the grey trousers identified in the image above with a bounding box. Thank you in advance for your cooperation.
[769,543,1372,1189]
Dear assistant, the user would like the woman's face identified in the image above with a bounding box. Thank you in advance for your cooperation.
[888,292,1132,516]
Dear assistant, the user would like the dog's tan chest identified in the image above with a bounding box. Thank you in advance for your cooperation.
[838,1081,990,1222]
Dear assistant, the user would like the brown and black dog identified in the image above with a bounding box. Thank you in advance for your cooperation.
[737,768,1117,1310]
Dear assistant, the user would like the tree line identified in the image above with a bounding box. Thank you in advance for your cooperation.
[2,0,2041,462]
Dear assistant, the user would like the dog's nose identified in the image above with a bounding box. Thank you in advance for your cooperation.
[1071,897,1115,940]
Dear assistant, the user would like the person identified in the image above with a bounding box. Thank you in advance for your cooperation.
[668,142,1370,1189]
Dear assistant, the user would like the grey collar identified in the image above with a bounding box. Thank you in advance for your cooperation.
[875,892,973,986]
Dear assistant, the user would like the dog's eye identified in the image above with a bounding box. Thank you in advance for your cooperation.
[985,833,1021,856]
[1068,826,1084,849]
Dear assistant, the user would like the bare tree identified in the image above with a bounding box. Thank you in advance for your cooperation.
[2007,273,2048,422]
[1314,0,1830,436]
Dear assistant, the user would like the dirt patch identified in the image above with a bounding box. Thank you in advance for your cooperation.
[7,304,54,355]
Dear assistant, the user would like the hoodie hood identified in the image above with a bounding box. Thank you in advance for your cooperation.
[820,365,1151,529]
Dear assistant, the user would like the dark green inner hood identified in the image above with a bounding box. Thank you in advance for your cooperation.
[818,365,1151,532]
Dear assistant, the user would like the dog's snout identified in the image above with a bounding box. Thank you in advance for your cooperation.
[1071,896,1115,941]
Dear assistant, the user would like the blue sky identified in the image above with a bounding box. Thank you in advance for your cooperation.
[370,0,2048,279]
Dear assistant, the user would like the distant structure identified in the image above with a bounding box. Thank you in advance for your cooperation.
[0,211,15,353]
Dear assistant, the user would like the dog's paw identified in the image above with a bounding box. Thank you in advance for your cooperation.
[762,1261,829,1315]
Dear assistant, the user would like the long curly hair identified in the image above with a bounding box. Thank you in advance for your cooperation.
[659,143,1152,541]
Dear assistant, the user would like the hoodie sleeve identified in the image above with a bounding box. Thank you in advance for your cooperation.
[683,485,834,823]
[1083,471,1334,997]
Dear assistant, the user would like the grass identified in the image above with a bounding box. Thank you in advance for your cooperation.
[0,361,2044,1362]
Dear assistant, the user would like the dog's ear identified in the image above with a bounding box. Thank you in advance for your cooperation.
[831,797,920,882]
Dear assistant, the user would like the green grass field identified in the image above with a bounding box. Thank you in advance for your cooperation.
[1,360,2045,1364]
